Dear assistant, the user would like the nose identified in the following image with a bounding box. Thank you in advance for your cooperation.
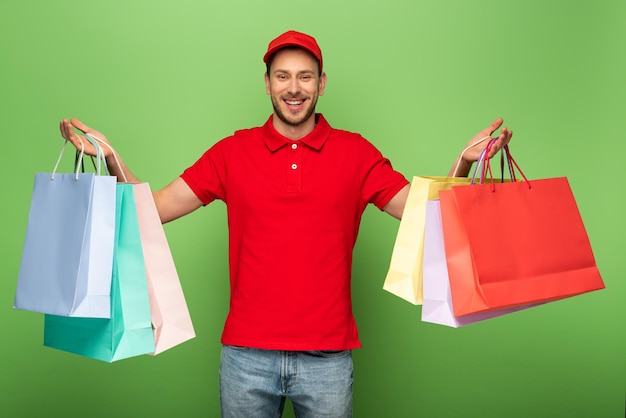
[287,77,301,95]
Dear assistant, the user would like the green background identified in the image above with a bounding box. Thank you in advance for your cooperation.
[2,1,624,417]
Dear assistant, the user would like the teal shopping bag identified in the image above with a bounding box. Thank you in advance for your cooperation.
[43,184,156,362]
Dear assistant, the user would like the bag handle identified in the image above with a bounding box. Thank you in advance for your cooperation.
[479,141,530,190]
[451,135,491,177]
[51,138,100,181]
[50,136,109,180]
[81,134,108,176]
[470,138,498,184]
[83,133,128,183]
[455,134,530,190]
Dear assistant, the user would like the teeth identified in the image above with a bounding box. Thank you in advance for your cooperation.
[286,100,303,105]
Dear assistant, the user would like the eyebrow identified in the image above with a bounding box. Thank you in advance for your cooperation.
[272,69,317,75]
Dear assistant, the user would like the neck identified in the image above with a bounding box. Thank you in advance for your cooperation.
[272,113,316,140]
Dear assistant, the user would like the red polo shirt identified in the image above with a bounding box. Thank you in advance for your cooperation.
[181,114,408,350]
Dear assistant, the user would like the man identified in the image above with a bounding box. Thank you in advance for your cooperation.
[60,30,511,418]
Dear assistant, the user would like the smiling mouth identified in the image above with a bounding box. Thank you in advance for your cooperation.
[284,99,305,108]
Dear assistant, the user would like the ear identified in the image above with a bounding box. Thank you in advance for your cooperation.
[264,73,271,95]
[318,72,327,96]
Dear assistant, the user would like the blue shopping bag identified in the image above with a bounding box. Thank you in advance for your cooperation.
[43,184,156,362]
[14,141,116,317]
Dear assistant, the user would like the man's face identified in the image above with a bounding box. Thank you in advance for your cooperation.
[265,48,326,128]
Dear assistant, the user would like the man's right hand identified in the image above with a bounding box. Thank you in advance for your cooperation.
[59,118,113,158]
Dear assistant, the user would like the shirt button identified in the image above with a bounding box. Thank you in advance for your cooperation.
[291,143,298,150]
[291,163,298,170]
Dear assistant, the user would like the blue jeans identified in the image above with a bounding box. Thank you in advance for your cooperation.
[219,345,353,418]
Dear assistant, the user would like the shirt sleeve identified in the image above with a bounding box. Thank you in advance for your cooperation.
[180,140,228,206]
[359,138,409,210]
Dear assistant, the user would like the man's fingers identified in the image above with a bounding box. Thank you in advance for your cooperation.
[58,119,91,154]
[485,129,506,158]
[59,119,71,140]
[70,118,90,134]
[489,118,504,134]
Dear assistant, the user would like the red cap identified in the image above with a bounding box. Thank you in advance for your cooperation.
[263,30,323,71]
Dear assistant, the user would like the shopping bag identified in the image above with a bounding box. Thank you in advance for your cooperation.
[383,176,471,305]
[132,183,195,354]
[43,184,155,362]
[15,141,116,317]
[422,200,541,327]
[439,148,604,317]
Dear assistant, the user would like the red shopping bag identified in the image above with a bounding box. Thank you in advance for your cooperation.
[439,148,604,317]
[422,200,544,327]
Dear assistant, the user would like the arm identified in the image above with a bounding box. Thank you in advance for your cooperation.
[382,184,410,220]
[448,118,513,177]
[59,118,203,223]
[383,118,513,220]
[153,177,203,223]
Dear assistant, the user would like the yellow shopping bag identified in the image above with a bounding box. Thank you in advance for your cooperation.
[383,176,471,305]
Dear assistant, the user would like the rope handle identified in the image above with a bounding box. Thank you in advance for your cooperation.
[83,133,128,183]
[451,135,491,177]
[453,133,530,191]
[51,138,92,180]
[481,141,531,191]
[469,138,498,185]
[50,132,127,182]
[82,134,108,176]
[82,134,107,175]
